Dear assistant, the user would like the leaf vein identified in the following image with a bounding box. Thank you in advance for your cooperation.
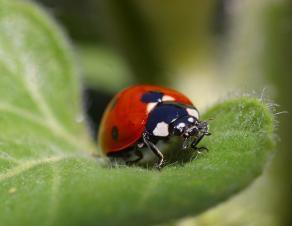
[0,155,66,182]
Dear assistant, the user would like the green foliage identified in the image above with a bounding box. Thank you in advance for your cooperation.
[0,0,276,226]
[77,44,133,92]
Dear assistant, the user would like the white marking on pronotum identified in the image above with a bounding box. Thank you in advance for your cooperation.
[186,108,199,119]
[153,122,169,137]
[147,103,157,113]
[162,95,175,102]
[188,117,195,123]
[177,122,186,129]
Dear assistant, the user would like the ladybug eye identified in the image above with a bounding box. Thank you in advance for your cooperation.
[189,128,198,136]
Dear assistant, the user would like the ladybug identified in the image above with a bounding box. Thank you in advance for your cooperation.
[98,85,210,169]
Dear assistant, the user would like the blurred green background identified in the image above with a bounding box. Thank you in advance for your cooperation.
[35,0,291,225]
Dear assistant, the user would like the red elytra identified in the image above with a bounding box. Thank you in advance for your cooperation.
[98,85,193,154]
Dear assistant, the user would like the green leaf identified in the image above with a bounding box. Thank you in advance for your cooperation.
[0,0,95,155]
[0,1,276,226]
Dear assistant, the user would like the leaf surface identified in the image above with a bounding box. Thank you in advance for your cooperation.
[0,1,276,226]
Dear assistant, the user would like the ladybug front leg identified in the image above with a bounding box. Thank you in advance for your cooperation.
[190,134,205,149]
[191,134,209,155]
[143,133,164,169]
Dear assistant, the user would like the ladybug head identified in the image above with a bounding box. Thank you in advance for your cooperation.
[170,116,210,150]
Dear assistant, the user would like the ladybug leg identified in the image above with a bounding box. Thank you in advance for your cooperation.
[126,148,143,165]
[190,134,205,149]
[191,134,209,153]
[143,133,164,169]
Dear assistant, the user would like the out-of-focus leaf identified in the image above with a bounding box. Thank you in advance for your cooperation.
[77,44,133,92]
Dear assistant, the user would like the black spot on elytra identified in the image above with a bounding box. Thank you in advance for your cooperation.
[111,126,119,141]
[141,91,164,103]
